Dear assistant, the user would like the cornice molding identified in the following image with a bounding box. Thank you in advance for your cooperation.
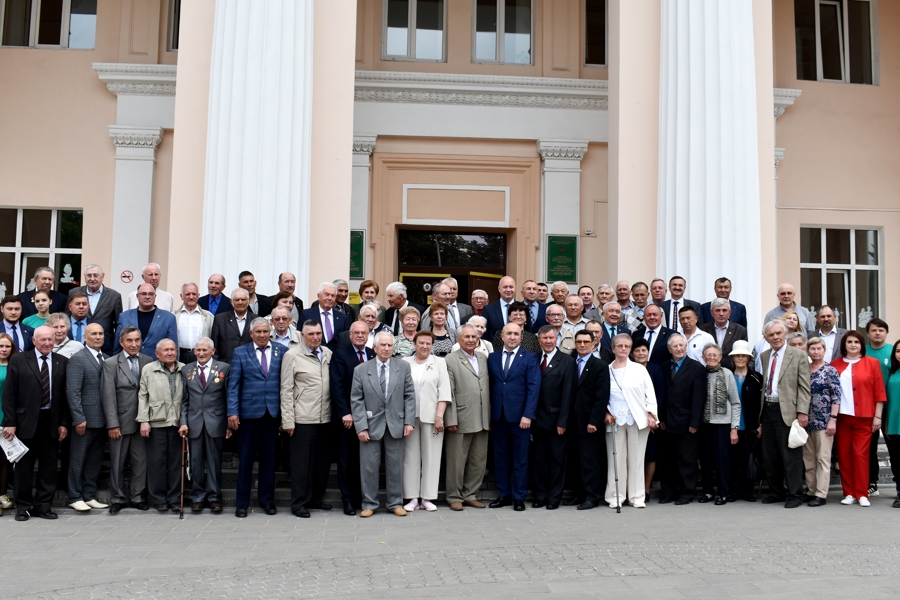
[352,135,377,156]
[774,147,785,169]
[93,62,177,97]
[773,88,802,118]
[355,71,608,110]
[537,139,589,161]
[109,126,164,149]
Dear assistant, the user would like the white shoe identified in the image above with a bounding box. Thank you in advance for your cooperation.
[421,500,438,512]
[0,495,13,509]
[86,499,108,509]
[69,500,91,512]
[840,495,857,505]
[859,497,871,507]
[403,499,419,512]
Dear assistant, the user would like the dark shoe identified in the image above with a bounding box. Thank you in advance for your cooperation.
[513,500,526,512]
[658,496,674,504]
[209,501,223,514]
[698,494,714,504]
[489,497,512,508]
[308,501,332,511]
[293,507,310,518]
[562,497,583,506]
[154,504,169,512]
[761,495,785,504]
[170,505,181,513]
[36,510,58,520]
[741,494,757,502]
[892,496,900,508]
[546,502,559,510]
[109,503,124,515]
[343,503,356,516]
[784,498,802,508]
[674,498,691,505]
[235,508,248,518]
[131,501,150,511]
[808,497,826,507]
[725,496,737,503]
[801,494,816,503]
[577,501,599,510]
[15,511,29,521]
[531,500,545,509]
[191,500,205,513]
[263,505,277,516]
[714,496,727,506]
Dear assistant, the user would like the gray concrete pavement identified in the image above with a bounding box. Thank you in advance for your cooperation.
[4,494,900,599]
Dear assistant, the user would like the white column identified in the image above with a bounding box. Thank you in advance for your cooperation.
[200,1,314,294]
[657,0,761,332]
[108,125,163,295]
[351,135,376,289]
[538,139,587,290]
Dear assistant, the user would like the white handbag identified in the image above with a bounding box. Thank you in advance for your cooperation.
[788,419,809,448]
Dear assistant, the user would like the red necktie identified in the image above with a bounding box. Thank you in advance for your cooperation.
[541,354,548,375]
[766,351,778,395]
[199,365,207,388]
[357,349,364,364]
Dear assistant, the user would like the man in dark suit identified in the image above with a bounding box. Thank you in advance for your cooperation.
[65,323,109,512]
[384,282,426,336]
[66,291,93,345]
[238,271,272,318]
[631,304,673,366]
[210,288,256,362]
[1,326,71,520]
[699,298,748,370]
[329,321,373,515]
[484,276,518,342]
[700,277,747,328]
[2,295,34,351]
[179,337,231,514]
[101,326,153,514]
[487,322,541,511]
[114,284,179,356]
[300,282,349,352]
[198,273,233,316]
[18,267,69,318]
[227,318,287,517]
[531,325,576,509]
[67,264,123,354]
[657,333,706,505]
[806,305,847,362]
[571,330,610,509]
[599,303,631,351]
[275,272,305,322]
[660,276,704,333]
[522,280,548,333]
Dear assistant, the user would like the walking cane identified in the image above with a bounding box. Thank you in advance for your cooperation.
[610,419,621,514]
[180,435,187,519]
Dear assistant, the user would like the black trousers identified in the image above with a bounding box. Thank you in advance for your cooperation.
[531,425,567,504]
[760,402,804,500]
[189,427,225,503]
[699,424,732,497]
[869,429,881,486]
[236,413,278,509]
[289,423,331,513]
[14,411,59,513]
[147,426,182,506]
[333,420,361,507]
[729,429,758,499]
[577,423,607,503]
[885,431,900,494]
[660,430,699,500]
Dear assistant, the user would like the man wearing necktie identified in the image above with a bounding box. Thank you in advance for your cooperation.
[487,323,540,512]
[300,282,349,352]
[2,326,70,521]
[101,326,153,514]
[2,295,34,352]
[179,337,231,514]
[68,292,92,345]
[65,323,110,512]
[483,276,518,342]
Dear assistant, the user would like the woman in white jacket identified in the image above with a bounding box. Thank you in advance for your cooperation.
[605,333,658,509]
[402,331,452,511]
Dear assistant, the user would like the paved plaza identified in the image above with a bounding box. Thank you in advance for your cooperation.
[3,493,900,599]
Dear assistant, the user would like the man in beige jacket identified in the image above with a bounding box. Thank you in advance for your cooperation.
[444,324,492,511]
[280,320,333,519]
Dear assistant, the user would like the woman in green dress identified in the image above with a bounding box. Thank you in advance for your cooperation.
[21,290,52,329]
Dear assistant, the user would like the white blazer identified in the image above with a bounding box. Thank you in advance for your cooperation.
[608,361,658,430]
[403,355,452,423]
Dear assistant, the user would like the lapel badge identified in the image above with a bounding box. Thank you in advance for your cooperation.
[214,377,221,383]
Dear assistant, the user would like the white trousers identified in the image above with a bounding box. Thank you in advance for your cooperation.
[604,423,650,507]
[402,418,444,500]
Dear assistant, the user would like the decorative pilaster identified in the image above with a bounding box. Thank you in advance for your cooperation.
[108,126,164,294]
[657,0,762,333]
[351,135,376,285]
[200,0,315,294]
[538,139,588,286]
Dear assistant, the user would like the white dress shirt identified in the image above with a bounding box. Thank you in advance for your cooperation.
[500,346,520,372]
[127,288,175,312]
[765,347,784,398]
[255,344,272,368]
[377,358,390,391]
[34,348,53,405]
[86,285,103,314]
[684,328,715,365]
[177,306,205,349]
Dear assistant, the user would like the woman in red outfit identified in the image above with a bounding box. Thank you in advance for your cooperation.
[831,330,887,507]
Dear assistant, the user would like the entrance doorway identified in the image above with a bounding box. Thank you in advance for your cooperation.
[397,229,507,306]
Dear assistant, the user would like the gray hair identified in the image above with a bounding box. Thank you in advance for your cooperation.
[551,281,569,291]
[142,263,161,275]
[566,294,581,304]
[374,330,394,345]
[602,301,619,313]
[807,336,825,349]
[332,278,348,287]
[611,333,633,348]
[763,319,787,335]
[33,266,55,279]
[786,332,806,343]
[442,277,458,286]
[667,332,686,348]
[231,288,249,300]
[195,336,214,349]
[317,281,337,295]
[181,282,199,294]
[457,324,477,337]
[597,283,613,292]
[46,312,70,330]
[702,342,722,356]
[250,317,270,332]
[270,306,291,317]
[471,289,488,300]
[385,281,407,296]
[467,315,487,328]
[710,297,731,310]
[83,264,103,275]
[155,338,176,351]
[358,303,379,318]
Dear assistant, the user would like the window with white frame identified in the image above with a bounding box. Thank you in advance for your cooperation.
[0,208,83,297]
[383,0,445,61]
[473,0,532,65]
[584,0,606,67]
[800,227,880,333]
[0,0,96,49]
[794,0,877,84]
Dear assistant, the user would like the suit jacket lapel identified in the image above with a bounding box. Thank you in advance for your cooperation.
[459,352,477,376]
[386,360,402,399]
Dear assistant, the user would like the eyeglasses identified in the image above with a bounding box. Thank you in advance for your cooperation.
[574,341,591,345]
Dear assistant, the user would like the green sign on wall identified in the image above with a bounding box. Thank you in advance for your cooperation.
[546,235,577,283]
[349,230,365,279]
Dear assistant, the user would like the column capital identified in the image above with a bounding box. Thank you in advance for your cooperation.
[93,62,177,97]
[537,139,588,162]
[774,88,802,119]
[352,134,377,156]
[109,126,164,150]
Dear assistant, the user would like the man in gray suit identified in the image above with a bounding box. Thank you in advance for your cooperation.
[67,264,123,354]
[444,324,491,511]
[179,337,230,514]
[66,323,110,512]
[100,326,153,514]
[350,331,416,518]
[807,305,846,362]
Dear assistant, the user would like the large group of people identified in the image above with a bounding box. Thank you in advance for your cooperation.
[1,264,899,523]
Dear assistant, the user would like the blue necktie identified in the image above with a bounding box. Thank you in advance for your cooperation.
[503,351,513,376]
[577,356,585,377]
